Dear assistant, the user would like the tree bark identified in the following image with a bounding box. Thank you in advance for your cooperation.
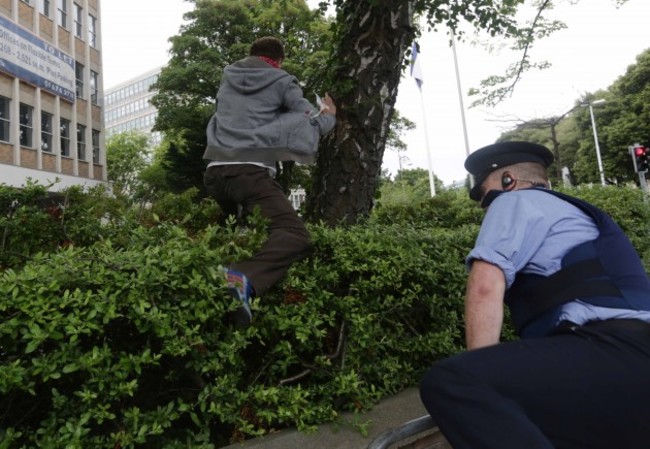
[306,0,417,226]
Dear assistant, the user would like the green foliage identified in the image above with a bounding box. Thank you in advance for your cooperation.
[376,171,431,207]
[1,227,239,448]
[589,49,650,184]
[143,188,223,236]
[496,48,650,186]
[106,132,152,201]
[4,180,650,447]
[372,187,483,229]
[377,168,447,205]
[0,183,469,448]
[150,0,332,195]
[0,182,131,270]
[447,1,566,107]
[386,111,416,171]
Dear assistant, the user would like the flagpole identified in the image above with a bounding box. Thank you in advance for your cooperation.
[417,85,436,197]
[410,42,435,197]
[450,29,473,189]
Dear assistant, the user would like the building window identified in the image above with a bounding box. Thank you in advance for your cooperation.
[75,62,84,98]
[41,112,53,152]
[0,97,9,142]
[60,118,70,156]
[39,0,51,17]
[73,3,82,38]
[77,124,86,160]
[90,70,99,105]
[88,14,96,47]
[92,129,100,163]
[19,104,33,148]
[57,0,67,28]
[20,0,32,5]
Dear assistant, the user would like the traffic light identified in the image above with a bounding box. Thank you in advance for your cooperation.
[632,144,649,172]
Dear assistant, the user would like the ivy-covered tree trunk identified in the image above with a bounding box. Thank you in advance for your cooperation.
[306,0,417,225]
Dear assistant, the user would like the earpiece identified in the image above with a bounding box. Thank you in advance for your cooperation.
[501,174,514,190]
[501,173,543,192]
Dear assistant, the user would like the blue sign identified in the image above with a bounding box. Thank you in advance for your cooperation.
[0,15,75,103]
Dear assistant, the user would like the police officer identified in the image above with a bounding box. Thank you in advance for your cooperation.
[420,141,650,449]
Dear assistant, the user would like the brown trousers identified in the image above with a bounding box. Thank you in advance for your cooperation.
[204,164,312,296]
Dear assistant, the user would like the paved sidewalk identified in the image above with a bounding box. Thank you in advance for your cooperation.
[221,387,429,449]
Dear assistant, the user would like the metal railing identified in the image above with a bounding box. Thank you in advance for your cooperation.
[367,415,435,449]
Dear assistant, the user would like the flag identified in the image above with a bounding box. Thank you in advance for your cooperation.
[410,41,424,90]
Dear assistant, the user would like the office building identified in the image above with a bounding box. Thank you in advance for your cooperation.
[104,67,161,146]
[0,0,105,190]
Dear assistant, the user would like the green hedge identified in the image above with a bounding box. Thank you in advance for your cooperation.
[0,183,474,448]
[1,182,649,448]
[371,188,484,229]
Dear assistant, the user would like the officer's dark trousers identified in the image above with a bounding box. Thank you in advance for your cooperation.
[204,164,312,296]
[420,319,650,449]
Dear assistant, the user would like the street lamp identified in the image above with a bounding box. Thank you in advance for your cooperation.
[581,99,606,185]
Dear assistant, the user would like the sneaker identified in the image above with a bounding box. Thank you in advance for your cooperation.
[222,268,253,327]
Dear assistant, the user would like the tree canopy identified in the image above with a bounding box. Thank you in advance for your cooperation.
[497,47,650,186]
[149,0,631,224]
[150,0,332,194]
[304,0,595,223]
[106,132,150,200]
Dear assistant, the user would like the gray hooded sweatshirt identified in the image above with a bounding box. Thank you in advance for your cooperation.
[203,56,335,166]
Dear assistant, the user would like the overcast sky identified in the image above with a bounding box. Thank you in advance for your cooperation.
[101,0,650,184]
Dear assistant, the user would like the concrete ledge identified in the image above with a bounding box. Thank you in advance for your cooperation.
[367,415,450,449]
[395,429,451,449]
[221,387,434,449]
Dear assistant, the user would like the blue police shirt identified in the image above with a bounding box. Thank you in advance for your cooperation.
[467,188,650,327]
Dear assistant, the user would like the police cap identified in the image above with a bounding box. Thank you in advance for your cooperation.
[465,141,554,201]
